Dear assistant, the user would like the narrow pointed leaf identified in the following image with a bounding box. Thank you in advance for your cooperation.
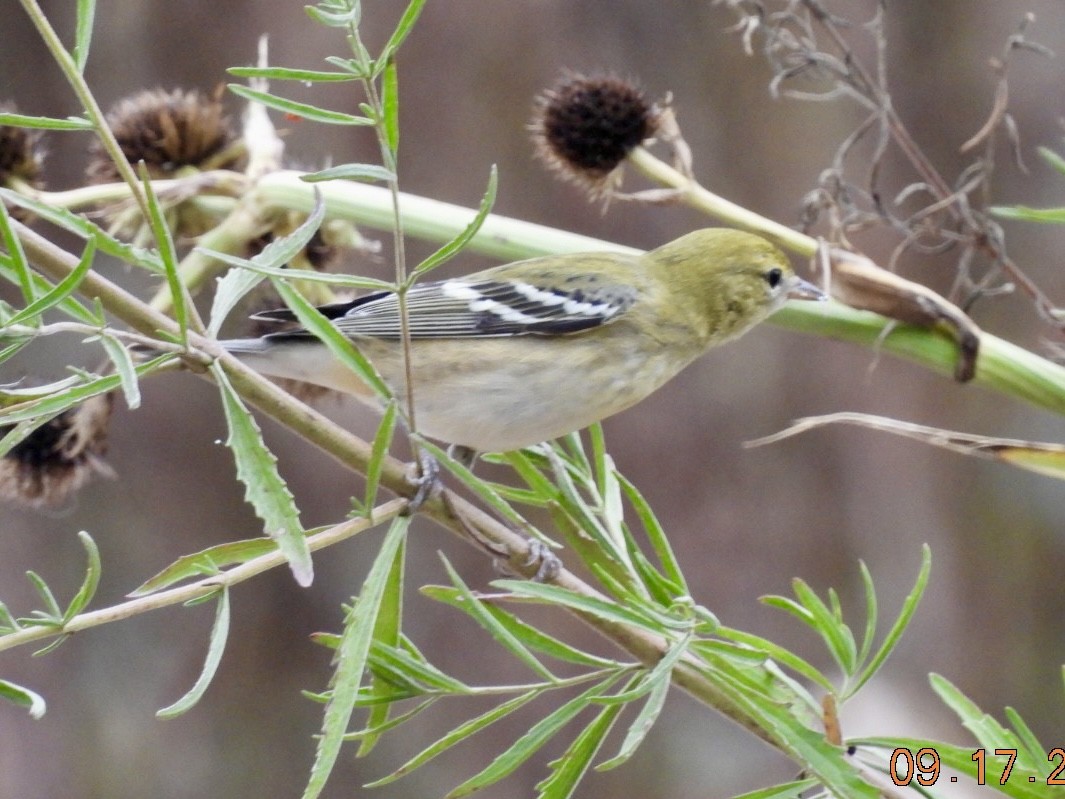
[63,531,101,621]
[156,588,230,718]
[229,85,374,126]
[446,675,621,798]
[365,691,540,787]
[537,698,626,799]
[303,517,408,799]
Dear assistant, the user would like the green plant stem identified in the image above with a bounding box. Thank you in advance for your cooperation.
[10,219,783,749]
[17,0,151,223]
[0,501,406,654]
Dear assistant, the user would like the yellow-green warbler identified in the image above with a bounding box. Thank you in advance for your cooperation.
[226,228,824,452]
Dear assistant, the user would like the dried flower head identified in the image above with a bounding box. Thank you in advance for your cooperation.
[531,73,660,197]
[0,103,45,222]
[0,393,115,508]
[88,86,242,183]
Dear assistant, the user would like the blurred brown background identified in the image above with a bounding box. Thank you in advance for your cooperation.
[2,1,1065,797]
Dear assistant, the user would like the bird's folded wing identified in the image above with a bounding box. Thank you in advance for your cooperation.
[254,277,638,340]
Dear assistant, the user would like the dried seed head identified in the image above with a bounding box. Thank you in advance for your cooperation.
[0,102,45,222]
[87,87,242,183]
[0,393,115,508]
[531,74,660,197]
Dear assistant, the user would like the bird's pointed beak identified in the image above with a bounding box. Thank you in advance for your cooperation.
[786,276,827,301]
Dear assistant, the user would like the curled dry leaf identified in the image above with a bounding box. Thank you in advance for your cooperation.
[821,247,981,382]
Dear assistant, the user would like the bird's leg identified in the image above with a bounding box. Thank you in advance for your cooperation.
[441,492,563,583]
[402,449,444,516]
[446,444,478,470]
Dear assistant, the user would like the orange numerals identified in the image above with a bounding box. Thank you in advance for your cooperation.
[893,747,1065,786]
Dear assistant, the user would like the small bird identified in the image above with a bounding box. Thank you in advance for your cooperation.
[223,228,825,453]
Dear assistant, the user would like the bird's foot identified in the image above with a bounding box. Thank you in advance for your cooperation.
[402,450,444,516]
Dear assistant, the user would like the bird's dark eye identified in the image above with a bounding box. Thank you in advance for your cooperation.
[764,267,783,288]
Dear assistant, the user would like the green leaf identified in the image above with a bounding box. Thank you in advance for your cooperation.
[789,578,857,675]
[423,585,619,668]
[229,85,374,126]
[130,538,277,596]
[412,166,497,278]
[357,529,407,756]
[303,516,408,799]
[1038,145,1065,176]
[848,544,930,696]
[74,0,96,72]
[25,571,63,620]
[446,675,621,798]
[5,239,96,327]
[211,363,312,587]
[366,690,539,787]
[0,200,33,304]
[729,779,821,799]
[537,696,626,799]
[381,59,399,155]
[156,588,231,718]
[206,190,327,336]
[227,66,358,82]
[437,557,555,681]
[615,472,687,595]
[417,439,547,544]
[0,112,93,130]
[492,580,664,634]
[138,164,187,341]
[596,664,668,771]
[99,333,140,410]
[363,400,398,512]
[302,164,396,184]
[205,249,393,291]
[0,189,165,275]
[989,205,1065,223]
[271,277,392,400]
[710,627,835,694]
[0,679,46,719]
[376,0,426,67]
[1005,706,1046,768]
[63,531,101,621]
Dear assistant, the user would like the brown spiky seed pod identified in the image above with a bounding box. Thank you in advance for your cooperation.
[531,74,660,197]
[0,393,115,509]
[87,86,242,183]
[0,103,45,222]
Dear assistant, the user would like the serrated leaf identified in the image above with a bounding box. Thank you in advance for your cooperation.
[0,679,46,719]
[130,538,277,596]
[229,85,374,126]
[303,516,408,799]
[0,190,164,275]
[156,588,230,718]
[211,363,312,587]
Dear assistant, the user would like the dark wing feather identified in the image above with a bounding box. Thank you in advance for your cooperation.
[253,277,637,340]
